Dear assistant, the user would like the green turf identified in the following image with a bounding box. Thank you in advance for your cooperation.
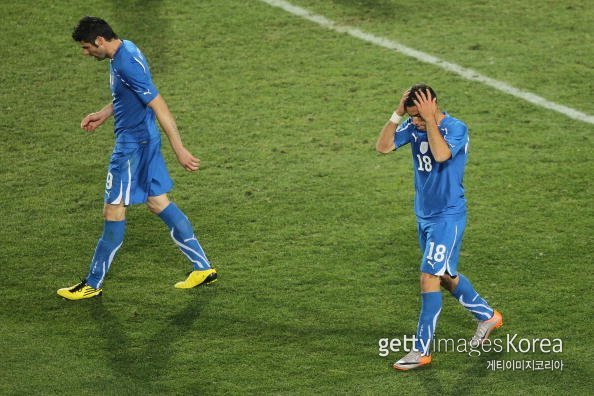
[1,0,592,394]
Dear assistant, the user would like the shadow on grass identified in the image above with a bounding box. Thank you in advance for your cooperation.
[425,350,503,394]
[87,290,214,393]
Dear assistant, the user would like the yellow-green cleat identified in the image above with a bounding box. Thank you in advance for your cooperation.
[175,268,218,289]
[57,279,102,300]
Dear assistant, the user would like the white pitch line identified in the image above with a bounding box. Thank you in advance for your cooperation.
[259,0,594,125]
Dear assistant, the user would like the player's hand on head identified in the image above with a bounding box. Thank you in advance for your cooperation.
[413,89,437,121]
[396,89,410,117]
[176,147,200,172]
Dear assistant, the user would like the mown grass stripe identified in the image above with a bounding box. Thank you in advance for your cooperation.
[260,0,594,125]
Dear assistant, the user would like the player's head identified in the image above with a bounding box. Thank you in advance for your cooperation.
[72,16,118,61]
[404,83,438,131]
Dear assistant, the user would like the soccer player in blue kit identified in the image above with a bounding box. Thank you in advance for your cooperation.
[376,84,502,370]
[57,16,217,300]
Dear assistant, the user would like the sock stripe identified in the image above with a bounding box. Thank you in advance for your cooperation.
[87,221,126,289]
[432,307,441,333]
[458,295,492,311]
[453,275,494,321]
[170,228,209,268]
[97,242,123,287]
[179,247,206,269]
[160,203,211,270]
[416,292,442,355]
[467,309,492,320]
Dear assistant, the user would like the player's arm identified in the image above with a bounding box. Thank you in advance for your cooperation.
[81,103,113,132]
[376,121,397,153]
[120,57,198,171]
[413,90,451,163]
[376,90,409,154]
[148,94,199,172]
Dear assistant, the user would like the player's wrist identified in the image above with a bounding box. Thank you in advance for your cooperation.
[424,116,438,127]
[390,111,402,124]
[99,108,112,119]
[425,122,438,131]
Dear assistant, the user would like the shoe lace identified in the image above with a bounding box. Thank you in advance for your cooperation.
[70,279,88,292]
[471,321,490,345]
[402,350,422,362]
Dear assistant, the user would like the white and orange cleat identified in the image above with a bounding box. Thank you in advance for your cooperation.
[471,309,503,346]
[393,350,432,371]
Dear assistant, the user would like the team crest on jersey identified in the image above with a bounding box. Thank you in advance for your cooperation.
[420,141,429,154]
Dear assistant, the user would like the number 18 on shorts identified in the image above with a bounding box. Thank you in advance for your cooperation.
[417,217,466,277]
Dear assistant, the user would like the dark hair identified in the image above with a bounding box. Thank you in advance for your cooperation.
[72,16,118,45]
[404,83,437,107]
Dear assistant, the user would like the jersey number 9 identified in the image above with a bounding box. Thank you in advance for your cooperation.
[106,172,113,190]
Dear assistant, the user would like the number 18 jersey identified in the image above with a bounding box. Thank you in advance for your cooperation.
[394,113,469,221]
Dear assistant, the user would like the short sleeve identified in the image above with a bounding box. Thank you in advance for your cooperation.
[394,120,413,149]
[119,57,159,105]
[442,121,468,158]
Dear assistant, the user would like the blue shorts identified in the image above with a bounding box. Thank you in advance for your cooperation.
[104,138,173,205]
[418,216,466,276]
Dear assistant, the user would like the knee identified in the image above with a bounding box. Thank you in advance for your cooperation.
[420,273,438,282]
[146,195,170,214]
[440,274,458,292]
[103,203,126,221]
[146,200,162,214]
[419,273,440,291]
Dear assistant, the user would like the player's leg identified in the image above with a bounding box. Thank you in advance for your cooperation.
[394,275,442,371]
[58,152,130,300]
[438,218,502,344]
[143,137,216,289]
[442,273,494,321]
[449,273,502,345]
[85,203,126,287]
[57,203,126,300]
[417,273,442,353]
[394,222,441,370]
[442,271,502,344]
[147,194,217,288]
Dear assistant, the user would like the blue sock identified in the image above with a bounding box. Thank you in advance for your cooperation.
[158,203,211,270]
[415,291,442,356]
[86,220,125,289]
[451,273,494,321]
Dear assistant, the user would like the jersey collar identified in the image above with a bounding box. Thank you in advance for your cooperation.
[111,39,124,61]
[438,111,451,128]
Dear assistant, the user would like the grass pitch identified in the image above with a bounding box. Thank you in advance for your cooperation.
[1,0,592,393]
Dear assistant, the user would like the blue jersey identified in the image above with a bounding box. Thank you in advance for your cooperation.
[394,114,469,220]
[109,40,160,143]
